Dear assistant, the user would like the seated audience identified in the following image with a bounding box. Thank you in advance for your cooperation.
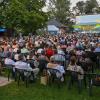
[47,57,65,82]
[15,54,39,78]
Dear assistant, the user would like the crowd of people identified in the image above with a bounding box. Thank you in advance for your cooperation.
[0,33,100,83]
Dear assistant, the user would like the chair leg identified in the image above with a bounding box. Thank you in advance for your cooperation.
[25,77,28,88]
[18,74,20,86]
[14,72,17,82]
[77,80,82,94]
[89,80,93,96]
[57,79,61,88]
[68,79,73,90]
[8,70,10,81]
[84,75,87,88]
[87,74,93,96]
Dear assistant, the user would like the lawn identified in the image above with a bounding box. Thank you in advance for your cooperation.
[0,79,100,100]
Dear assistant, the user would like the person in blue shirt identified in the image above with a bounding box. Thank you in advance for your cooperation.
[94,43,100,53]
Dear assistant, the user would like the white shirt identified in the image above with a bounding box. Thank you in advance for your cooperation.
[14,54,19,61]
[15,61,33,71]
[5,58,15,65]
[13,48,19,53]
[54,65,65,74]
[37,48,43,54]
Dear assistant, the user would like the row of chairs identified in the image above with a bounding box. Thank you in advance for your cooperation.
[46,68,100,96]
[4,64,34,87]
[2,64,100,96]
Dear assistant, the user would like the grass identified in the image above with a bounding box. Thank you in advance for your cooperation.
[0,68,100,100]
[0,78,100,100]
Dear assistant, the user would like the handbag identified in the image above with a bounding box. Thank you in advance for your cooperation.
[40,69,48,85]
[40,75,48,85]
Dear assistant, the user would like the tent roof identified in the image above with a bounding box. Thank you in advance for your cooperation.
[48,25,59,31]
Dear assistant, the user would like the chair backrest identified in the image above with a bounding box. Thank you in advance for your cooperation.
[15,68,32,77]
[15,68,32,73]
[5,64,14,69]
[46,68,61,78]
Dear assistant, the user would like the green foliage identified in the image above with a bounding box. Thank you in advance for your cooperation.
[48,0,74,32]
[76,1,85,15]
[73,0,100,15]
[0,0,48,35]
[48,0,70,24]
[85,0,99,14]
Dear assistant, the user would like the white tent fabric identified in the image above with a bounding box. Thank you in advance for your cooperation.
[48,25,59,31]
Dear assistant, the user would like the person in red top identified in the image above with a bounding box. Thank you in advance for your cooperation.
[45,45,54,59]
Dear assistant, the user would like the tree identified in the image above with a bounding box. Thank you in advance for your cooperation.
[85,0,99,14]
[48,0,71,24]
[0,0,48,35]
[73,1,85,15]
[20,0,48,34]
[73,0,100,15]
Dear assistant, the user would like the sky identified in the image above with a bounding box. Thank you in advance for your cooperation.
[43,0,100,12]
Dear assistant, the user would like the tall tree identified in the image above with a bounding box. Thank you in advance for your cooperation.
[85,0,99,14]
[0,0,48,35]
[73,1,85,15]
[73,0,100,15]
[48,0,71,24]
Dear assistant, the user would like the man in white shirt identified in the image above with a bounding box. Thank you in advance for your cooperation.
[5,52,15,65]
[15,54,39,78]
